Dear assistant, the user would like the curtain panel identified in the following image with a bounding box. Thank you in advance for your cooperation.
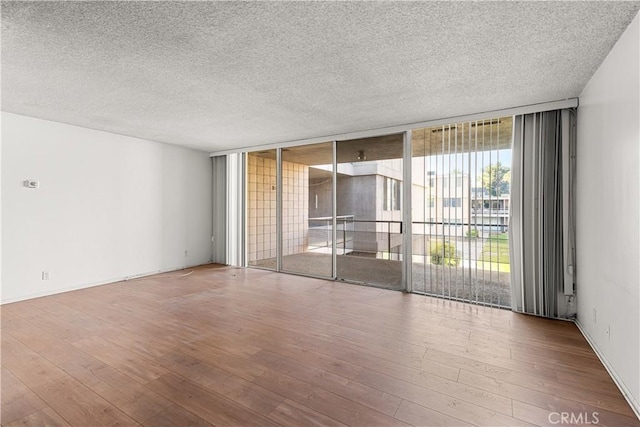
[510,109,576,318]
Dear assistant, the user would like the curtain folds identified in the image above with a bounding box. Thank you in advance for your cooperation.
[212,155,227,265]
[510,109,576,318]
[212,153,245,267]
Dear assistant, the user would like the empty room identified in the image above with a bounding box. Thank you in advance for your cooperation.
[1,2,639,426]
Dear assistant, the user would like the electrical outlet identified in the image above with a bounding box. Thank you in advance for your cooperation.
[606,325,611,341]
[184,250,188,257]
[593,308,597,324]
[41,271,51,280]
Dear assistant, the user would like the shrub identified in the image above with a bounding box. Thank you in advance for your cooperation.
[466,229,479,238]
[430,241,460,266]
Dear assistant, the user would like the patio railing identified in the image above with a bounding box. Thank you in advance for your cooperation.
[308,216,402,258]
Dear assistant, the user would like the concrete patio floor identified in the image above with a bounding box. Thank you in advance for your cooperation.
[252,252,511,307]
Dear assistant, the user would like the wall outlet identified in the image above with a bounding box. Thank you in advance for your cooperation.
[41,271,51,280]
[593,308,597,324]
[606,325,611,341]
[184,250,188,257]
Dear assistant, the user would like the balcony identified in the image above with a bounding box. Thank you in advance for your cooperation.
[308,216,402,258]
[256,217,510,307]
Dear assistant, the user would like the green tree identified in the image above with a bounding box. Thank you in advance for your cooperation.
[480,162,511,196]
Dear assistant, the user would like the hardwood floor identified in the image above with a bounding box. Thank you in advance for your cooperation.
[1,264,638,426]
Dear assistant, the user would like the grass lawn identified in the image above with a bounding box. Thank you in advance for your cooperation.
[479,232,510,272]
[477,261,511,273]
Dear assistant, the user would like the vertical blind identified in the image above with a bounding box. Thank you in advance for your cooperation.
[411,118,513,307]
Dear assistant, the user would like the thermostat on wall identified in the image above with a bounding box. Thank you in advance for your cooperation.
[23,180,39,189]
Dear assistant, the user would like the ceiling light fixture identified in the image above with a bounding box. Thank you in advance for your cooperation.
[357,150,366,161]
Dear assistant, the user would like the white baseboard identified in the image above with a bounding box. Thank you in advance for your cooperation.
[575,320,640,421]
[0,262,213,305]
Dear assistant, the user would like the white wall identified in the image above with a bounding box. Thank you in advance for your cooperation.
[1,113,213,303]
[576,12,640,416]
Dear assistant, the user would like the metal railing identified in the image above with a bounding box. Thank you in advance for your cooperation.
[308,216,403,258]
[308,215,354,254]
[471,208,510,216]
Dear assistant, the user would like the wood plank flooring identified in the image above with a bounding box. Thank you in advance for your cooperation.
[1,264,638,426]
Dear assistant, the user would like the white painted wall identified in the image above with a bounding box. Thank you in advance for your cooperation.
[576,12,640,416]
[1,113,213,304]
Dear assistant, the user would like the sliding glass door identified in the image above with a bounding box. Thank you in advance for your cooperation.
[247,150,277,269]
[335,134,404,289]
[243,119,513,306]
[280,142,334,278]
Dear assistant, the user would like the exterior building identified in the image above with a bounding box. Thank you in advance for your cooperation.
[412,171,470,237]
[470,188,510,233]
[307,160,405,259]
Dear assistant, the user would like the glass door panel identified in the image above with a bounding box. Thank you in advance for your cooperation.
[335,134,404,289]
[281,142,334,278]
[247,150,277,269]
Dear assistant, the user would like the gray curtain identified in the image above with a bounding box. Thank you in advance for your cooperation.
[212,155,227,264]
[510,109,576,318]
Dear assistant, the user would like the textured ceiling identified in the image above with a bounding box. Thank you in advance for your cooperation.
[2,1,639,152]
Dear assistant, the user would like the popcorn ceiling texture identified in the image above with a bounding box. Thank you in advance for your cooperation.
[1,1,639,152]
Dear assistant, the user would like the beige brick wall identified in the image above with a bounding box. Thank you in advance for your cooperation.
[282,160,309,256]
[247,154,308,263]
